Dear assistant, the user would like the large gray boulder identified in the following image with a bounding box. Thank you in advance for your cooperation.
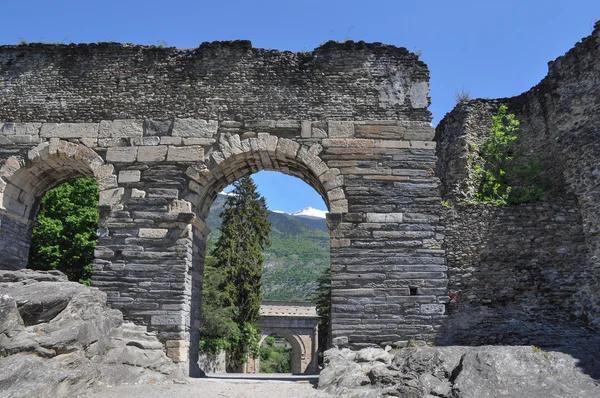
[319,346,600,398]
[0,270,183,398]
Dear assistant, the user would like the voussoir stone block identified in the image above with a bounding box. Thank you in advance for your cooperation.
[172,119,218,138]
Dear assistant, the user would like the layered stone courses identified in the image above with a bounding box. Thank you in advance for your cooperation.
[2,28,596,375]
[0,40,443,375]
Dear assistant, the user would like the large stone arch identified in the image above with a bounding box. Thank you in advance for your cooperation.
[1,41,450,378]
[187,133,347,218]
[183,133,345,372]
[0,139,116,269]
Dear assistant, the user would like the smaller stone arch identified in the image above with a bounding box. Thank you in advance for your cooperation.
[256,301,320,374]
[0,139,116,269]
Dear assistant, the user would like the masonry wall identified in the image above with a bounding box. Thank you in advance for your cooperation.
[436,23,600,339]
[440,202,590,346]
[0,40,431,123]
[0,40,446,370]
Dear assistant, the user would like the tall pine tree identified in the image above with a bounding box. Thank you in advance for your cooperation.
[210,176,271,368]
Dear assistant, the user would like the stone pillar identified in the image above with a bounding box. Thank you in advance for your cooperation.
[92,162,196,363]
[324,123,447,349]
[310,325,319,373]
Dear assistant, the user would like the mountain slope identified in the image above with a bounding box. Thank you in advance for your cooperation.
[205,194,330,301]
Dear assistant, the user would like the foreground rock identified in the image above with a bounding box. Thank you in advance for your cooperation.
[319,346,600,398]
[0,270,184,398]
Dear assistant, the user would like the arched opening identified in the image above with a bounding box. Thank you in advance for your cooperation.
[258,332,299,374]
[26,177,99,284]
[187,134,343,376]
[0,140,116,271]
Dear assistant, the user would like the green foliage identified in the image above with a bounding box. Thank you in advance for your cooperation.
[199,256,240,355]
[204,176,271,369]
[470,104,519,204]
[206,195,330,301]
[259,336,292,373]
[28,177,99,284]
[507,159,551,204]
[441,200,453,209]
[470,105,552,204]
[313,267,331,364]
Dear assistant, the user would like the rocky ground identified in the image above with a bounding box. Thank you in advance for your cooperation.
[0,269,183,398]
[319,346,600,398]
[2,269,600,398]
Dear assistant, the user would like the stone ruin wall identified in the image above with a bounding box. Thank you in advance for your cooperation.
[0,40,446,370]
[435,23,600,345]
[1,23,598,370]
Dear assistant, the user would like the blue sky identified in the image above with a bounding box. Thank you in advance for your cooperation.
[2,1,598,213]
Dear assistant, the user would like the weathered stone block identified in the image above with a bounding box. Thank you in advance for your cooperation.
[355,124,405,139]
[0,122,41,136]
[99,120,143,138]
[420,304,445,315]
[118,170,141,183]
[328,121,354,138]
[167,146,203,162]
[106,147,138,163]
[138,228,169,238]
[137,145,168,162]
[99,187,124,206]
[409,81,429,108]
[131,136,160,146]
[160,136,182,145]
[182,137,215,146]
[172,119,218,138]
[301,120,312,138]
[366,213,403,223]
[40,123,98,138]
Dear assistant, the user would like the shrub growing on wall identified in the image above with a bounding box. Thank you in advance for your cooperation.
[471,104,519,204]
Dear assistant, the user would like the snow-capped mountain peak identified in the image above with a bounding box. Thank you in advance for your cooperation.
[290,207,327,219]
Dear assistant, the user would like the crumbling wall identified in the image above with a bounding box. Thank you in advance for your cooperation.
[436,22,600,341]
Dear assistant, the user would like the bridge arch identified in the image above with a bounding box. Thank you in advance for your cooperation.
[0,139,116,269]
[185,133,341,373]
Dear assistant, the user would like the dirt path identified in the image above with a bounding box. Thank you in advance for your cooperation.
[84,376,333,398]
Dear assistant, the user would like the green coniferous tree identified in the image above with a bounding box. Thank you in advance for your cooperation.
[211,176,271,369]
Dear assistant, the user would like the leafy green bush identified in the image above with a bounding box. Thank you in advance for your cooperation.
[259,336,291,373]
[469,105,551,205]
[470,104,519,204]
[27,177,99,285]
